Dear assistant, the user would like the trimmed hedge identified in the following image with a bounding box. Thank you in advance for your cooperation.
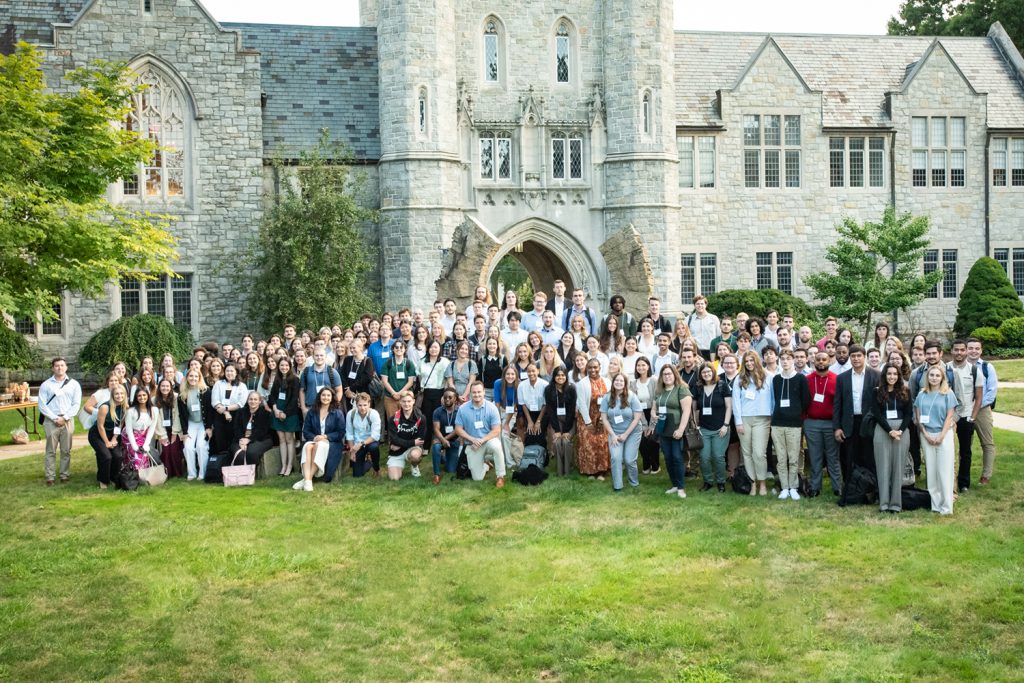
[969,326,1004,349]
[0,325,37,370]
[998,317,1024,349]
[705,289,817,324]
[954,257,1024,336]
[78,314,194,375]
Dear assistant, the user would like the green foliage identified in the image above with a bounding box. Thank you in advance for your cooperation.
[489,255,534,305]
[0,43,178,322]
[0,324,37,370]
[78,314,193,374]
[804,207,942,342]
[888,0,1024,52]
[970,326,1005,349]
[954,257,1024,335]
[998,316,1024,348]
[249,133,379,333]
[705,289,817,323]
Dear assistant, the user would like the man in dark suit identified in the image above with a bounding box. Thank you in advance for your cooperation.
[832,344,880,500]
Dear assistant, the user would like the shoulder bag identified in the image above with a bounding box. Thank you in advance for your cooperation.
[683,407,704,452]
[222,449,256,487]
[139,452,168,487]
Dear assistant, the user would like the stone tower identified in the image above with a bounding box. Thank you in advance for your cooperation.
[373,0,464,308]
[602,0,681,313]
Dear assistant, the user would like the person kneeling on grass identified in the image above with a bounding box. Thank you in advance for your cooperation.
[386,391,427,481]
[294,387,346,492]
[346,392,381,478]
[431,388,462,484]
[454,381,506,488]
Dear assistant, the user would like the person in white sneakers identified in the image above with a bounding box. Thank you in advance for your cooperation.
[771,350,810,500]
[454,382,506,487]
[295,388,346,492]
[385,391,427,481]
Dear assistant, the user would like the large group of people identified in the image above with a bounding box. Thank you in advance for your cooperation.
[39,279,1000,516]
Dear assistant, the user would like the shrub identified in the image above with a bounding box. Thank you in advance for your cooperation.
[0,325,37,370]
[705,289,817,324]
[79,314,194,375]
[969,327,1004,349]
[998,317,1024,348]
[954,257,1024,336]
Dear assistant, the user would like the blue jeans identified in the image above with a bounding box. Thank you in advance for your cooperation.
[660,436,685,489]
[350,441,380,478]
[608,429,641,490]
[431,440,461,475]
[699,426,728,485]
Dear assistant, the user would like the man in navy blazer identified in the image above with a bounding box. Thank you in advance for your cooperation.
[832,344,880,499]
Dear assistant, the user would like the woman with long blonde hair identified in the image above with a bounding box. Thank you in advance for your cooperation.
[734,350,773,496]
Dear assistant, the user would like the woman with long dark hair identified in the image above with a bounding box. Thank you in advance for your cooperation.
[870,363,913,513]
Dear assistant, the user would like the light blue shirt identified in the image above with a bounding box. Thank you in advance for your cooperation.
[521,310,545,332]
[599,392,643,435]
[538,325,565,347]
[977,359,998,408]
[455,400,501,439]
[914,390,958,433]
[345,407,381,444]
[731,376,774,425]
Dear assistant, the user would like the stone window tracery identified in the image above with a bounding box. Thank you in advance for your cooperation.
[551,132,583,181]
[120,65,187,203]
[479,131,512,181]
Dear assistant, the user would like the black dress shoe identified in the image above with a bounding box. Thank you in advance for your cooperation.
[701,482,713,492]
[717,483,726,492]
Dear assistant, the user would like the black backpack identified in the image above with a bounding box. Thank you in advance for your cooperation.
[838,465,878,506]
[205,453,227,484]
[731,465,752,495]
[901,486,931,511]
[455,449,472,480]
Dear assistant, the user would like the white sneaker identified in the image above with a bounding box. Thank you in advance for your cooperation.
[677,489,687,499]
[665,487,678,495]
[778,488,790,500]
[303,480,314,492]
[411,465,421,478]
[292,479,305,490]
[642,468,651,475]
[789,488,801,500]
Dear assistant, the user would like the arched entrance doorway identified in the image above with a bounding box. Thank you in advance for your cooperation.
[435,217,652,314]
[485,219,602,301]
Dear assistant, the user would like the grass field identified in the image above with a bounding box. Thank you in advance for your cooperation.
[992,359,1024,383]
[1,433,1022,682]
[995,388,1024,418]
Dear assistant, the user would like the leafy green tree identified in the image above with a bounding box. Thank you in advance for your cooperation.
[888,0,1024,50]
[78,314,193,374]
[804,207,942,341]
[489,255,534,305]
[249,133,380,333]
[953,257,1024,336]
[0,43,177,323]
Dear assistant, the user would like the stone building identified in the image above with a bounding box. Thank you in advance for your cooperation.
[4,0,1024,360]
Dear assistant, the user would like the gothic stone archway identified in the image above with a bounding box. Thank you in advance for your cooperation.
[436,217,653,314]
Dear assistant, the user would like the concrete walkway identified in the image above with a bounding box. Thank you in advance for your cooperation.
[0,439,45,462]
[999,382,1024,389]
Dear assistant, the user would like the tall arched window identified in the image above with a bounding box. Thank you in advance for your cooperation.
[555,21,571,84]
[121,65,187,201]
[484,18,500,83]
[417,86,428,136]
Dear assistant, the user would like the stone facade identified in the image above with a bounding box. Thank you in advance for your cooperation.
[4,0,1024,360]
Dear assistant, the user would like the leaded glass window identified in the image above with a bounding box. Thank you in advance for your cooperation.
[122,66,185,201]
[556,23,570,83]
[484,20,499,82]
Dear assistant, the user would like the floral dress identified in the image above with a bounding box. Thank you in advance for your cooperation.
[576,377,611,475]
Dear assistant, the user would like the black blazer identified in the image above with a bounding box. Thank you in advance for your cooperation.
[233,404,274,443]
[339,356,374,394]
[270,375,301,416]
[177,389,213,433]
[832,368,881,436]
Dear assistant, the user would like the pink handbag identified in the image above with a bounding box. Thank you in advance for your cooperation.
[222,449,256,487]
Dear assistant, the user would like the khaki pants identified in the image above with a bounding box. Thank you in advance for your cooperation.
[771,426,802,491]
[975,405,996,479]
[44,417,74,481]
[738,415,771,481]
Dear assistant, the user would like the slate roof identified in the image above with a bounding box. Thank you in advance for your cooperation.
[674,31,1024,129]
[0,0,87,49]
[224,22,380,161]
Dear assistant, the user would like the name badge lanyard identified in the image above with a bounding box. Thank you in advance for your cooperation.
[556,391,568,421]
[703,387,714,415]
[813,374,829,400]
[781,377,790,407]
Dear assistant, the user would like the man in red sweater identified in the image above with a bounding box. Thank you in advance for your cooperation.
[804,350,841,497]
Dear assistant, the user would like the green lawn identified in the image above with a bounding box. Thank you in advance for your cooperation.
[992,359,1024,383]
[995,388,1024,418]
[1,434,1022,682]
[0,404,42,446]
